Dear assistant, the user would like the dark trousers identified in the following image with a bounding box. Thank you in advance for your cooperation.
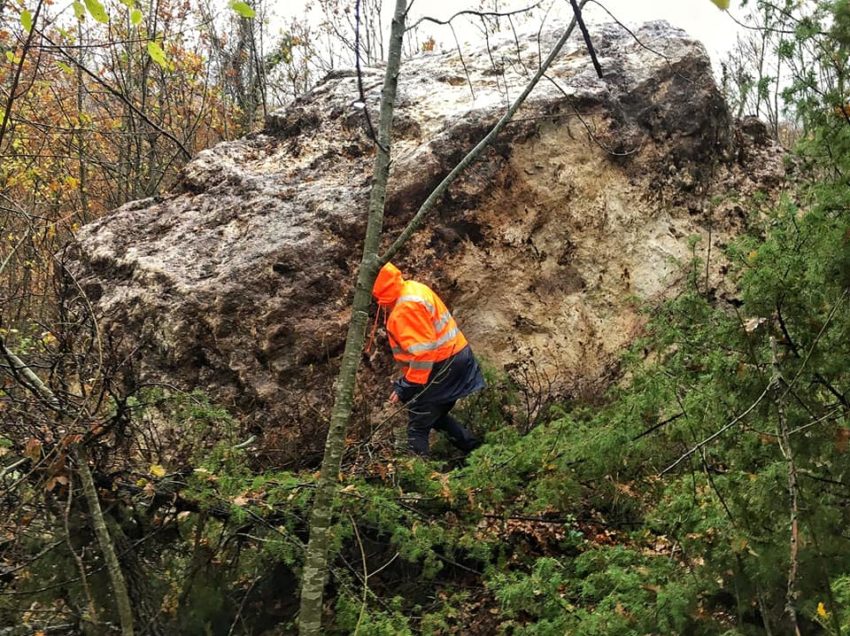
[407,400,479,456]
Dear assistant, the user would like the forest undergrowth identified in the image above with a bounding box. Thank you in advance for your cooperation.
[2,1,850,634]
[3,179,849,634]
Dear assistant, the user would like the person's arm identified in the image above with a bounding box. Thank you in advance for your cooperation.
[392,377,417,403]
[388,302,437,386]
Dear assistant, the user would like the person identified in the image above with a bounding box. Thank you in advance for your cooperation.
[371,262,485,456]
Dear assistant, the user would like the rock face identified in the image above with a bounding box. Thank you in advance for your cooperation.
[70,21,786,462]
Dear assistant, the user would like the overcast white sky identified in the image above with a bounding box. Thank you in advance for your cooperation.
[582,0,744,61]
[277,0,748,70]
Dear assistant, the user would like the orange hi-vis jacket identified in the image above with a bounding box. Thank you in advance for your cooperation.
[372,263,468,384]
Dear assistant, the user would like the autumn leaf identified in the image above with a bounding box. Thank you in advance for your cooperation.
[20,10,33,33]
[730,536,748,553]
[836,427,850,453]
[59,434,82,447]
[24,438,42,461]
[146,41,169,69]
[709,0,730,8]
[72,1,86,20]
[229,1,256,18]
[84,0,109,24]
[743,317,766,333]
[817,602,829,618]
[130,9,142,25]
[45,475,69,492]
[431,471,454,503]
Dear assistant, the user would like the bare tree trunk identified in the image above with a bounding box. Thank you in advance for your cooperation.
[296,1,408,634]
[62,479,100,632]
[0,342,135,636]
[298,3,589,633]
[771,337,802,636]
[76,21,90,222]
[76,450,135,636]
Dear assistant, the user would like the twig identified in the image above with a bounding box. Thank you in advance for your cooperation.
[232,435,256,450]
[0,538,62,577]
[349,514,369,636]
[355,0,385,152]
[381,0,591,264]
[569,0,602,78]
[660,382,773,475]
[632,412,686,441]
[0,341,61,410]
[35,29,191,159]
[0,458,28,480]
[776,300,849,409]
[780,289,848,400]
[449,22,475,100]
[542,73,643,156]
[587,0,696,85]
[788,407,842,437]
[0,0,45,151]
[227,575,261,636]
[406,3,541,32]
[369,551,399,577]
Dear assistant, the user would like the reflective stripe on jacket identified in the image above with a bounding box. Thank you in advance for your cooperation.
[387,280,468,384]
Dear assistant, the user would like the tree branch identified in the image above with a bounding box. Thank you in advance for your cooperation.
[406,3,541,32]
[660,382,773,475]
[381,0,590,264]
[35,29,192,160]
[569,0,602,78]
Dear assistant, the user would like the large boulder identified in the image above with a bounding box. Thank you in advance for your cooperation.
[69,21,786,463]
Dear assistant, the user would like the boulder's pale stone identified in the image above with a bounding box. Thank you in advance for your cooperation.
[69,21,786,462]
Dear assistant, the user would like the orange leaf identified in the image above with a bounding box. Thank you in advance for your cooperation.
[24,438,42,461]
[835,427,850,453]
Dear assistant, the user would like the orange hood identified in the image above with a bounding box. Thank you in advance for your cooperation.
[372,262,404,307]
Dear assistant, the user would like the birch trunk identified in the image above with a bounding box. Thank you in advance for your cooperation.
[76,450,135,636]
[0,341,135,635]
[298,3,590,632]
[296,1,408,633]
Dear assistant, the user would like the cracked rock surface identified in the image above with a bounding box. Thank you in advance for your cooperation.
[69,20,787,463]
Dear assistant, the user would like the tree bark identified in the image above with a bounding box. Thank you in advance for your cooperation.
[298,3,590,633]
[76,449,136,636]
[0,341,135,636]
[771,337,802,636]
[296,1,408,634]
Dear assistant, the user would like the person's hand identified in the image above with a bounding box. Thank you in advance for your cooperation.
[388,391,399,404]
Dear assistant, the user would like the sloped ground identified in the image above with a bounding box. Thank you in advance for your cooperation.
[68,21,786,464]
